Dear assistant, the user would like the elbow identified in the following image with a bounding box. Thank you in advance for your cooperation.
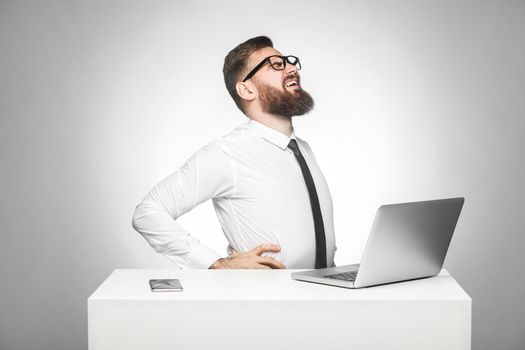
[131,203,145,232]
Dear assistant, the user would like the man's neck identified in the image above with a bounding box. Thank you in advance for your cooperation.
[247,112,293,137]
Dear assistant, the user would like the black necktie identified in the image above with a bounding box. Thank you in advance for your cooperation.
[288,139,327,269]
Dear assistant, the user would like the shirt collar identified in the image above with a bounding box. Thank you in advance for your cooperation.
[246,119,295,150]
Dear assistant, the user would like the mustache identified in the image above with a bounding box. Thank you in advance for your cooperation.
[283,73,300,85]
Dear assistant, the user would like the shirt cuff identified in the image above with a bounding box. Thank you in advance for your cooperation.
[181,243,223,270]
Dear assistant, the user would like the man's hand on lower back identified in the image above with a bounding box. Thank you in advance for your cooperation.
[209,244,286,269]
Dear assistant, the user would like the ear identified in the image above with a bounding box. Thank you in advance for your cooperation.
[236,81,256,102]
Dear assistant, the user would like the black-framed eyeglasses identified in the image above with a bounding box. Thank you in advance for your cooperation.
[242,55,301,82]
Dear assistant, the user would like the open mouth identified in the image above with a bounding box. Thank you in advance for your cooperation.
[284,79,300,90]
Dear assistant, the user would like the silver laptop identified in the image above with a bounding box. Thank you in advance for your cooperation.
[291,197,464,289]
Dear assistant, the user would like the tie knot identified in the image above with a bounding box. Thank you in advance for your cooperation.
[287,139,300,154]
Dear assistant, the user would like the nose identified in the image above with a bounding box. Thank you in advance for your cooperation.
[285,62,298,75]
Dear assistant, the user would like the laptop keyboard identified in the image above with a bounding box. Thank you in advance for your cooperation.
[325,270,358,282]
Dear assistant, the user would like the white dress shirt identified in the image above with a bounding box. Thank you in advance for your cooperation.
[132,119,336,269]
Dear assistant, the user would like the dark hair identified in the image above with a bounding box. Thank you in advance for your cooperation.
[223,36,273,113]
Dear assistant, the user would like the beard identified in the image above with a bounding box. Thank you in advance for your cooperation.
[255,80,315,118]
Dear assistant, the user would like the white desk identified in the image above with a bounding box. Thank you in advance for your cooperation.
[88,269,471,350]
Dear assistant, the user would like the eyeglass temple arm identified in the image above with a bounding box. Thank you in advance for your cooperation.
[242,57,270,82]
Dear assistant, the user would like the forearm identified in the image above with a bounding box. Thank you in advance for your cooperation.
[132,198,221,269]
[132,143,235,269]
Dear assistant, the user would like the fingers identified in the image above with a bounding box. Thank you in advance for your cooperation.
[254,264,272,270]
[250,244,281,256]
[226,257,275,269]
[222,244,286,269]
[257,256,287,269]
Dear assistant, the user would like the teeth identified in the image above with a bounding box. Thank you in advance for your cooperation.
[285,81,298,87]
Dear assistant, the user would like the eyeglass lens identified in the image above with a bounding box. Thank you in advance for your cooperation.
[269,56,301,71]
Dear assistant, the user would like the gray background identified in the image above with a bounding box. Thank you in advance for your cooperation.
[1,0,524,349]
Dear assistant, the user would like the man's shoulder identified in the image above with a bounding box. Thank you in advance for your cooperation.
[208,122,258,149]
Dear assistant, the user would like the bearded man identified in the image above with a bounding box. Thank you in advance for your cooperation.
[132,36,337,270]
